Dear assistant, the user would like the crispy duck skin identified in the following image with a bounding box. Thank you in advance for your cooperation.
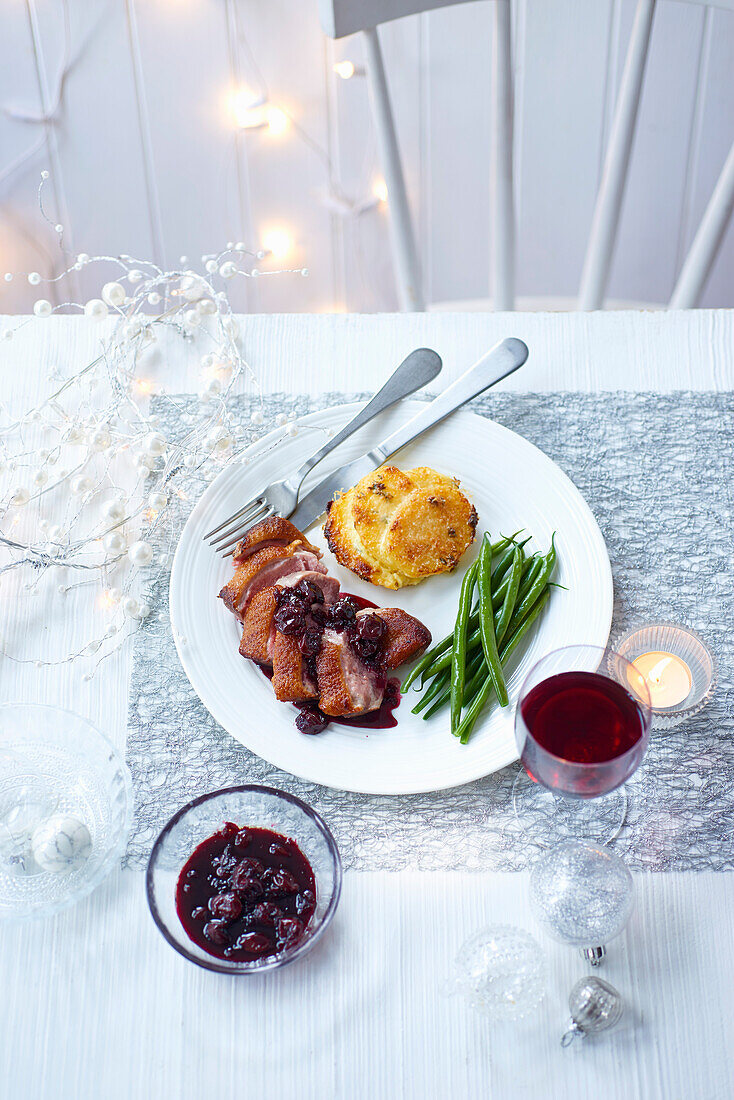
[232,516,320,564]
[271,632,318,703]
[366,608,432,670]
[238,586,278,665]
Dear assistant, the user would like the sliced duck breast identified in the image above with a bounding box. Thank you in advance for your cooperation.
[233,517,321,564]
[315,628,386,717]
[357,607,432,670]
[271,632,318,703]
[219,543,327,619]
[238,586,278,665]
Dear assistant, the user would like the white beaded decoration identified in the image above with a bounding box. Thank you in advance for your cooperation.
[102,281,126,307]
[0,175,304,674]
[84,299,108,320]
[147,491,167,511]
[128,541,153,567]
[31,814,92,873]
[104,531,127,554]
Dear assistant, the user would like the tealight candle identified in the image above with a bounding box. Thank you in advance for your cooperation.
[630,651,692,709]
[615,622,715,730]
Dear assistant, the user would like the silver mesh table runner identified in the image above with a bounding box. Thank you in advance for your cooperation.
[126,391,732,871]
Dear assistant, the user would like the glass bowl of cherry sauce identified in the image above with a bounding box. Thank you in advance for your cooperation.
[146,785,341,974]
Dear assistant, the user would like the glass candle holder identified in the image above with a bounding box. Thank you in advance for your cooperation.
[613,623,715,730]
[0,704,133,920]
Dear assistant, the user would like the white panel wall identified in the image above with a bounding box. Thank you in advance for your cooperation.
[0,0,732,314]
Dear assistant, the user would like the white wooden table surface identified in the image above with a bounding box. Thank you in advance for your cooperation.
[1,310,732,1100]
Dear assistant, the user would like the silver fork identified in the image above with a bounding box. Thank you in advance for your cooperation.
[205,347,442,552]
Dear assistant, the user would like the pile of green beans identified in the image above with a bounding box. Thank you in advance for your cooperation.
[402,530,557,744]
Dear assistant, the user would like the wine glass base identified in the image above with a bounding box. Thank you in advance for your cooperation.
[512,768,628,848]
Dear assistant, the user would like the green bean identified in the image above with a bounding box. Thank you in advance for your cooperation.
[401,537,513,691]
[421,572,518,682]
[495,544,523,646]
[458,589,551,744]
[411,667,449,714]
[491,535,531,584]
[450,561,478,734]
[477,535,508,708]
[423,647,484,721]
[515,554,543,607]
[508,534,556,635]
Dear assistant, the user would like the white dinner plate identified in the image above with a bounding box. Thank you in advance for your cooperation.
[170,401,612,795]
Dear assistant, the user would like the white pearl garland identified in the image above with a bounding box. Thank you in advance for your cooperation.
[4,227,299,675]
[84,299,108,320]
[104,531,126,554]
[102,281,126,307]
[104,497,127,522]
[89,427,111,451]
[148,491,167,510]
[122,596,139,618]
[128,540,153,567]
[70,475,93,495]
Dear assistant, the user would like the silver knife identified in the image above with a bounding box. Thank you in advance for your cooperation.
[289,337,528,531]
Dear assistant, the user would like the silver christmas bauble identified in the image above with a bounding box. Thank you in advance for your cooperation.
[561,976,624,1046]
[530,841,634,964]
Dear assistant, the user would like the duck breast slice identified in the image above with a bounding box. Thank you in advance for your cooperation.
[357,607,432,670]
[271,632,319,703]
[238,586,278,665]
[219,544,326,619]
[315,629,386,717]
[233,517,321,563]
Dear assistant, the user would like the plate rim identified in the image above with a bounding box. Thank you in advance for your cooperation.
[169,401,613,795]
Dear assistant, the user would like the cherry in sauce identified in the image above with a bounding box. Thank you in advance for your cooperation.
[176,822,316,962]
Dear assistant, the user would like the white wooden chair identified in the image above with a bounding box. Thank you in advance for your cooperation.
[318,0,734,311]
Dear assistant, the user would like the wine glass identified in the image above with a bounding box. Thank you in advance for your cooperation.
[512,644,652,845]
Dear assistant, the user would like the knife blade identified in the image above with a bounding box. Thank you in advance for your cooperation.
[289,336,528,532]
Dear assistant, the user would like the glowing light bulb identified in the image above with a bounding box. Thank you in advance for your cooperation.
[266,107,288,135]
[334,60,356,80]
[262,229,292,261]
[230,88,267,130]
[373,179,388,203]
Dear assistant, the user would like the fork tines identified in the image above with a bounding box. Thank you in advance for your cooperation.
[206,500,275,554]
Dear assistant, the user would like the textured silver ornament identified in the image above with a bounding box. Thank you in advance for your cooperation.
[529,841,634,964]
[561,976,624,1046]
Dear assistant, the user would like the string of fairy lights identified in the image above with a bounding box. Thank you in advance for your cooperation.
[1,18,388,313]
[0,7,394,671]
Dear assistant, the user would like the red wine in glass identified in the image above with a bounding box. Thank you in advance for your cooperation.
[519,670,650,799]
